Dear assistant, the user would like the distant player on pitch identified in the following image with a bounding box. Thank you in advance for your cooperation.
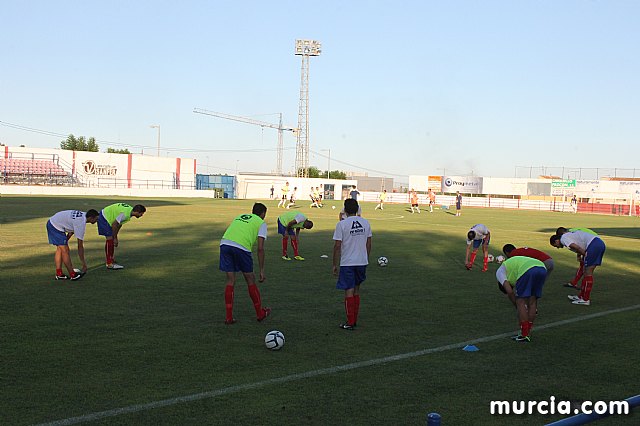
[410,189,420,214]
[427,188,436,212]
[496,256,547,342]
[333,199,372,330]
[374,189,387,210]
[47,209,100,280]
[277,210,313,261]
[219,203,271,324]
[97,203,146,269]
[465,224,491,271]
[277,182,290,208]
[502,244,554,277]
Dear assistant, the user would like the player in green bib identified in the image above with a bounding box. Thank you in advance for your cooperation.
[555,227,597,289]
[496,256,547,343]
[220,203,270,324]
[97,203,146,269]
[277,210,313,261]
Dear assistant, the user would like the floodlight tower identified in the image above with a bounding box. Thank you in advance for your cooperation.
[294,39,321,178]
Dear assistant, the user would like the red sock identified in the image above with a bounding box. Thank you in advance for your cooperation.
[291,239,299,256]
[248,284,263,317]
[353,295,360,324]
[520,321,530,337]
[528,321,534,333]
[571,261,584,285]
[483,255,488,269]
[582,276,594,301]
[469,252,477,266]
[345,296,356,326]
[282,237,288,256]
[224,285,234,322]
[56,268,63,276]
[105,239,115,264]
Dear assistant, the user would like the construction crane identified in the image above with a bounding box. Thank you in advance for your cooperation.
[193,107,296,175]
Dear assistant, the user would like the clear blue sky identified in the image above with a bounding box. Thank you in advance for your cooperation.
[1,1,639,178]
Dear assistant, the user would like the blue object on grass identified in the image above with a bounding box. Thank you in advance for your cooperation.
[463,345,479,352]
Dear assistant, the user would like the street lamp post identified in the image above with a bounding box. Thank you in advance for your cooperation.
[149,125,160,156]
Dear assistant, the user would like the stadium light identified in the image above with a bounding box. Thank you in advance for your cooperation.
[149,125,160,157]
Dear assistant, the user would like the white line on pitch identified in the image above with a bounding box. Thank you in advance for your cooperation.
[35,304,640,426]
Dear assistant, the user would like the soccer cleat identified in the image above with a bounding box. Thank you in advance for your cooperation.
[106,263,124,270]
[55,274,69,280]
[339,323,355,330]
[567,295,580,301]
[572,298,590,306]
[563,283,579,289]
[281,256,292,261]
[465,263,472,270]
[481,266,488,272]
[257,307,271,322]
[70,273,84,281]
[514,335,531,343]
[224,319,237,325]
[294,255,305,261]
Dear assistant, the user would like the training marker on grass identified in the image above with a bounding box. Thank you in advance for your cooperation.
[36,304,640,426]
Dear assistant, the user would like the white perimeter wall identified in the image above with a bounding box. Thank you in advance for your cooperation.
[236,174,357,200]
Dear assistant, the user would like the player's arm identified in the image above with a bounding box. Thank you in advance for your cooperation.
[502,281,516,306]
[366,236,372,258]
[332,240,341,276]
[483,231,491,246]
[76,239,88,273]
[111,221,122,246]
[66,232,74,241]
[568,243,586,256]
[465,241,472,263]
[257,236,266,282]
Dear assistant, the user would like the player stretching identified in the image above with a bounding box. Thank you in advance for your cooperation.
[465,224,491,271]
[277,210,313,261]
[47,209,100,280]
[219,203,271,324]
[374,189,387,210]
[496,256,547,342]
[277,182,290,208]
[333,199,372,330]
[97,203,146,269]
[556,227,597,289]
[550,230,606,306]
[502,244,554,277]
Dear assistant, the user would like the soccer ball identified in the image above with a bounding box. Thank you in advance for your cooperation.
[265,330,285,351]
[496,255,505,264]
[487,254,495,263]
[377,256,388,267]
[332,205,336,210]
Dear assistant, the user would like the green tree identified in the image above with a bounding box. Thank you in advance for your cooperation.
[60,134,99,152]
[328,170,346,179]
[307,166,322,178]
[107,148,131,154]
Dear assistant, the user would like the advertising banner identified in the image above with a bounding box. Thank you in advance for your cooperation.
[441,176,483,194]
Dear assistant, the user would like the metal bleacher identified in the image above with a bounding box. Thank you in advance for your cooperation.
[0,156,75,185]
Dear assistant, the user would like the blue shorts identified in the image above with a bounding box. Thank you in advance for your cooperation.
[336,265,367,290]
[584,237,605,268]
[97,213,113,237]
[219,244,254,273]
[472,236,490,249]
[514,266,546,299]
[47,221,68,246]
[277,219,296,236]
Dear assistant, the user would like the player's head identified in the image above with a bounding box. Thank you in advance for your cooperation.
[303,219,314,229]
[132,204,146,218]
[550,234,563,248]
[344,198,359,215]
[556,227,568,235]
[252,202,267,219]
[467,230,476,240]
[383,189,386,193]
[502,244,516,257]
[86,209,100,223]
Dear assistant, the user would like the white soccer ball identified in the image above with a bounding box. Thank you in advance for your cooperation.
[496,255,505,264]
[377,256,388,267]
[487,254,495,263]
[265,330,285,351]
[332,205,336,210]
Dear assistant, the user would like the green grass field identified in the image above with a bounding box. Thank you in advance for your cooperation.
[1,195,639,425]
